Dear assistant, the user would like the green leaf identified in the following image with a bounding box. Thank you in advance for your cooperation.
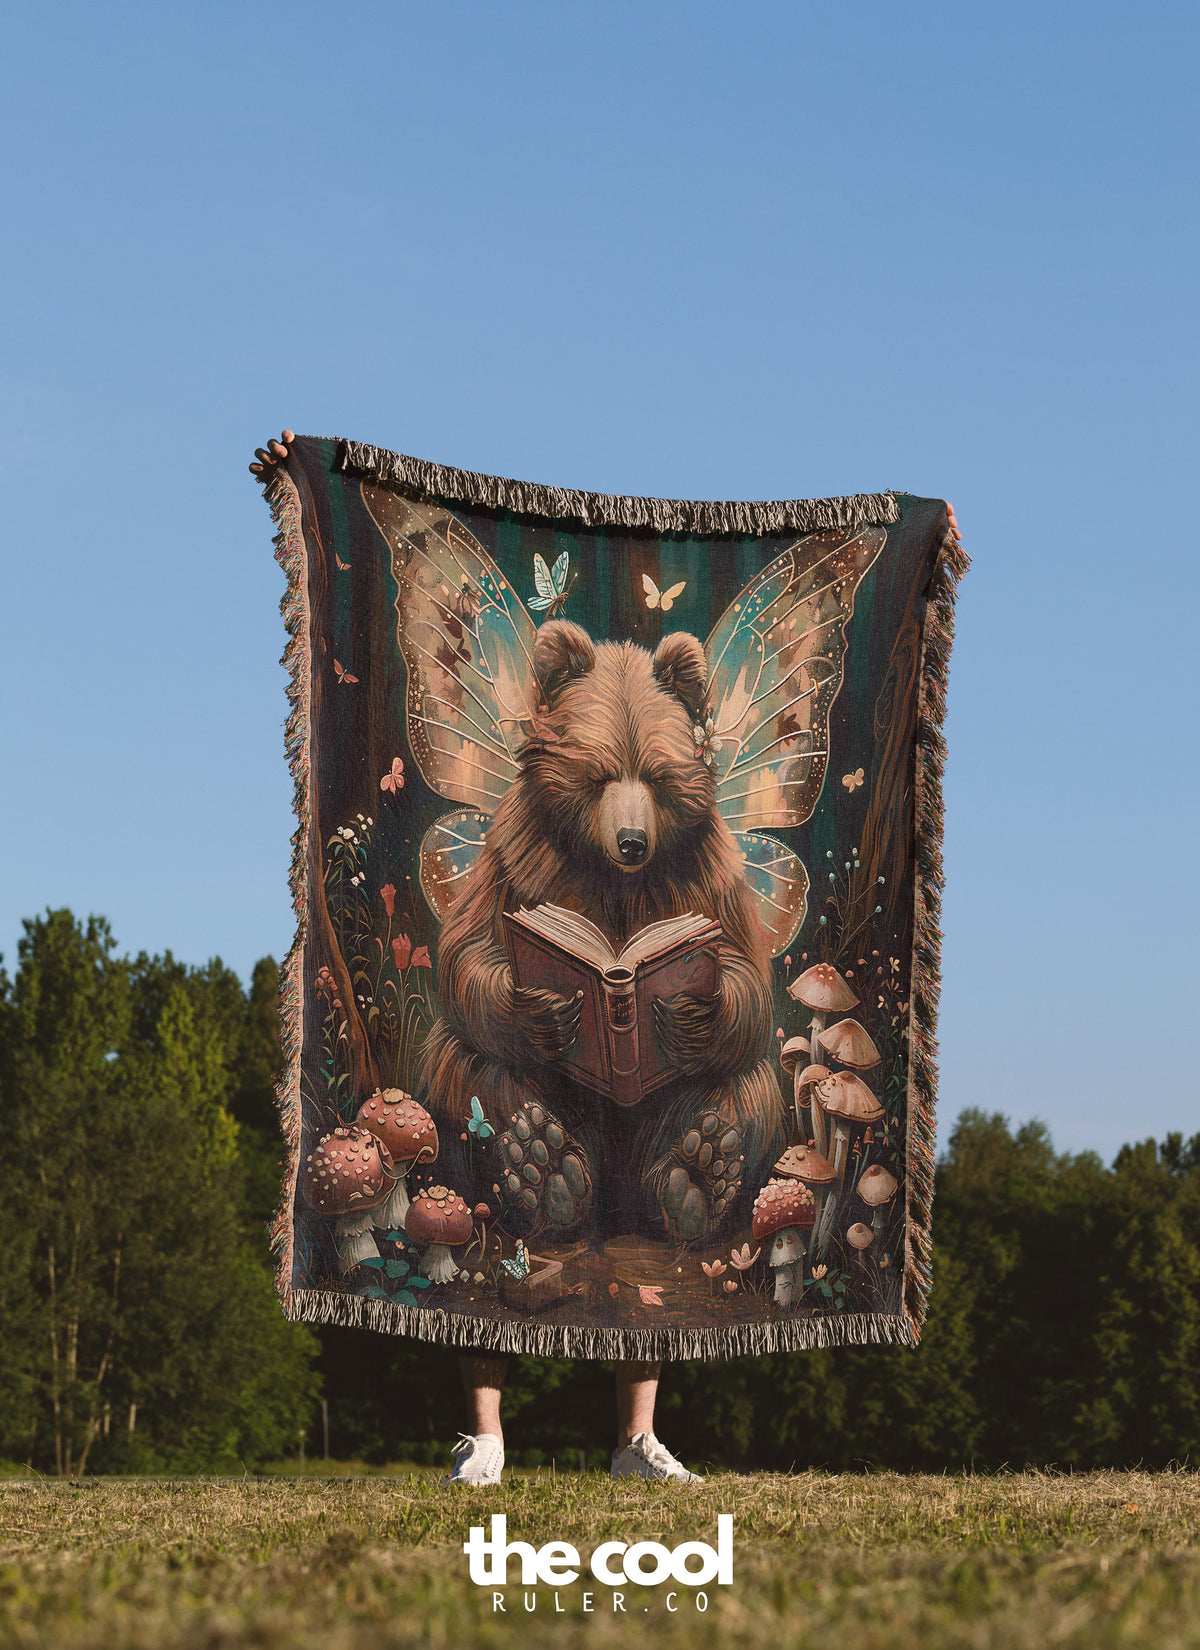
[406,1274,433,1289]
[359,1255,386,1269]
[385,1258,410,1279]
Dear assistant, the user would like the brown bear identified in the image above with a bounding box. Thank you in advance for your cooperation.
[417,620,787,1243]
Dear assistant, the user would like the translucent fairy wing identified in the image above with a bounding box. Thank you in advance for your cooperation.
[550,549,569,594]
[418,809,491,920]
[734,830,809,956]
[361,484,539,809]
[705,526,887,831]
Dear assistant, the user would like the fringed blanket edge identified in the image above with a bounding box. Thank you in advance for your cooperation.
[335,439,901,537]
[902,517,970,1338]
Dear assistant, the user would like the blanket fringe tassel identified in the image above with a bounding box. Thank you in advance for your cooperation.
[264,467,310,1315]
[336,439,901,537]
[283,1287,918,1359]
[902,517,970,1337]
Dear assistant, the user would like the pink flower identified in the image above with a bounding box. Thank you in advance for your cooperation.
[410,945,432,969]
[729,1243,761,1271]
[638,1286,663,1306]
[392,934,412,970]
[811,1264,827,1279]
[723,1279,738,1293]
[701,1260,727,1279]
[380,757,405,794]
[380,883,396,917]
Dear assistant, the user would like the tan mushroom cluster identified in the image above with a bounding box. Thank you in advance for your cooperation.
[777,963,896,1265]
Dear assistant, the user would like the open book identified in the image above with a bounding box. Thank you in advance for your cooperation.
[504,904,722,1107]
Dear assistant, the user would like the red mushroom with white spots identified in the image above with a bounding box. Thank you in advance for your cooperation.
[752,1179,816,1309]
[355,1088,439,1231]
[302,1126,393,1274]
[404,1185,474,1283]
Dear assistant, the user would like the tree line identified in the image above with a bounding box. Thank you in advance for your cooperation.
[2,910,1197,1474]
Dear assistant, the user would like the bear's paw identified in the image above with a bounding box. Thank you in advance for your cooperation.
[496,1100,593,1236]
[656,1111,744,1242]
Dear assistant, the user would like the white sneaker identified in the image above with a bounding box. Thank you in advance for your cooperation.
[610,1431,703,1482]
[446,1432,505,1485]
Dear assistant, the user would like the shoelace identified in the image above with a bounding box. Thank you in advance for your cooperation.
[636,1434,677,1472]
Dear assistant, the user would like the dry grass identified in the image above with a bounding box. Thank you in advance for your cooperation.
[2,1470,1199,1648]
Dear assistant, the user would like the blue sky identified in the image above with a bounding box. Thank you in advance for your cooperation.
[2,2,1196,1157]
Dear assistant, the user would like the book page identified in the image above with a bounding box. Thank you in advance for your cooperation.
[512,904,617,972]
[615,911,715,970]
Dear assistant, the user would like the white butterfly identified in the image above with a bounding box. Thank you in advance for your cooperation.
[642,573,687,612]
[530,550,575,616]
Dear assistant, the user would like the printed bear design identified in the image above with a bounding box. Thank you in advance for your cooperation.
[417,621,787,1242]
[657,1111,745,1241]
[496,1100,594,1233]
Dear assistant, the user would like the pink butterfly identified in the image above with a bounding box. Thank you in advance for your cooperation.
[842,768,865,793]
[380,757,405,793]
[334,659,358,685]
[638,1285,664,1307]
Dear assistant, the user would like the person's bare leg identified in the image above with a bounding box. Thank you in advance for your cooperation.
[615,1359,661,1448]
[460,1354,508,1443]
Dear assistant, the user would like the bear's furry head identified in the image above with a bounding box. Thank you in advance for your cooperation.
[523,622,715,876]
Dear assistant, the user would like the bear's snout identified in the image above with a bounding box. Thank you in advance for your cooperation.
[616,828,648,865]
[597,778,656,872]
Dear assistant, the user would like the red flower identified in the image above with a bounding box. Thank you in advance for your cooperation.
[410,945,432,969]
[392,934,412,970]
[380,883,396,917]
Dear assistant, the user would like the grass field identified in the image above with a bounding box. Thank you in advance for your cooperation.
[2,1469,1199,1649]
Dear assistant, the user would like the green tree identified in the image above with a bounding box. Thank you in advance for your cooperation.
[0,911,319,1474]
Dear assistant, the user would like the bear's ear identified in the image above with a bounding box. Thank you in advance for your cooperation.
[653,632,708,716]
[533,620,596,700]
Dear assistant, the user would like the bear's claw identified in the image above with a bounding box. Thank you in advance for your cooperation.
[658,1111,743,1241]
[496,1100,593,1235]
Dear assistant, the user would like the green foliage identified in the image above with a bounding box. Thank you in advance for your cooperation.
[314,1110,1200,1472]
[0,911,319,1475]
[4,909,1199,1476]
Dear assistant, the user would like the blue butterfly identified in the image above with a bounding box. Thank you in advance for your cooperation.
[466,1096,494,1140]
[501,1240,530,1281]
[529,550,575,617]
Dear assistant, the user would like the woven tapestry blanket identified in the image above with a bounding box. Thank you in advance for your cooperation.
[264,439,966,1359]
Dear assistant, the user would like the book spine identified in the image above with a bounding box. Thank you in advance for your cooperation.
[600,967,641,1107]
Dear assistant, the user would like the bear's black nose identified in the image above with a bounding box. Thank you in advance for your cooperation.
[616,828,648,864]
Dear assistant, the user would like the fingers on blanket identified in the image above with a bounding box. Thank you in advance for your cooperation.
[250,430,295,476]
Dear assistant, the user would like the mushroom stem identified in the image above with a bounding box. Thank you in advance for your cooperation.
[420,1243,459,1284]
[333,1208,380,1273]
[831,1120,851,1188]
[808,1014,828,1153]
[375,1173,410,1233]
[773,1260,802,1308]
[872,1204,887,1245]
[815,1188,839,1260]
[792,1067,805,1139]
